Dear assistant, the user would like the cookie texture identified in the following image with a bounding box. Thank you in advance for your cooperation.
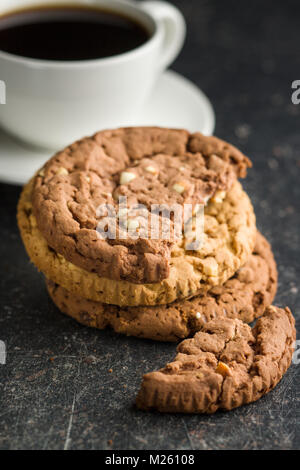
[46,232,277,342]
[18,177,256,306]
[31,127,251,284]
[136,306,296,413]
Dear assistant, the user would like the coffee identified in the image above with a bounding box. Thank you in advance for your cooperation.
[0,5,150,61]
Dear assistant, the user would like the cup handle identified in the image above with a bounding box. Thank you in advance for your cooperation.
[140,1,186,71]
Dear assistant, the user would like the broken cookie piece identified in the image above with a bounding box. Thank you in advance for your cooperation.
[136,306,295,413]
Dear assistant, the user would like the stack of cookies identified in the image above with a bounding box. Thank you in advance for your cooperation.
[18,127,295,414]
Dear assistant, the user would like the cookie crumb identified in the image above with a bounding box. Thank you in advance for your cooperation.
[235,124,251,140]
[83,355,97,365]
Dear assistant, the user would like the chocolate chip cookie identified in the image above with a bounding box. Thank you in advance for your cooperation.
[31,127,251,284]
[46,232,277,341]
[18,177,256,306]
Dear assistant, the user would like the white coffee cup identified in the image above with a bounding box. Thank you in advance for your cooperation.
[0,0,186,150]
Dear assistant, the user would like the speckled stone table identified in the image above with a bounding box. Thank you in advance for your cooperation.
[0,0,299,450]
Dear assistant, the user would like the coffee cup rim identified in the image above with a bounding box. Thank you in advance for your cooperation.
[0,0,160,69]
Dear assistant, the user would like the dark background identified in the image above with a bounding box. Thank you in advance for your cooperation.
[0,0,299,450]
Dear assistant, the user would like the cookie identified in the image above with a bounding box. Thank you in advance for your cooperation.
[136,306,296,413]
[31,127,251,284]
[18,177,256,306]
[46,232,277,342]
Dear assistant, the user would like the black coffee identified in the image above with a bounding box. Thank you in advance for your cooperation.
[0,5,150,61]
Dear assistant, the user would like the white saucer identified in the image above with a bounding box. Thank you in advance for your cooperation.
[0,70,215,186]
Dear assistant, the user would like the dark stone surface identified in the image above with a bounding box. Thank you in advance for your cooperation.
[0,0,299,450]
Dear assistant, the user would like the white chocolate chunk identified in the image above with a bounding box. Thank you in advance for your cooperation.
[56,167,68,176]
[203,258,219,277]
[211,190,226,204]
[172,183,185,194]
[127,219,140,231]
[145,165,158,174]
[120,172,136,184]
